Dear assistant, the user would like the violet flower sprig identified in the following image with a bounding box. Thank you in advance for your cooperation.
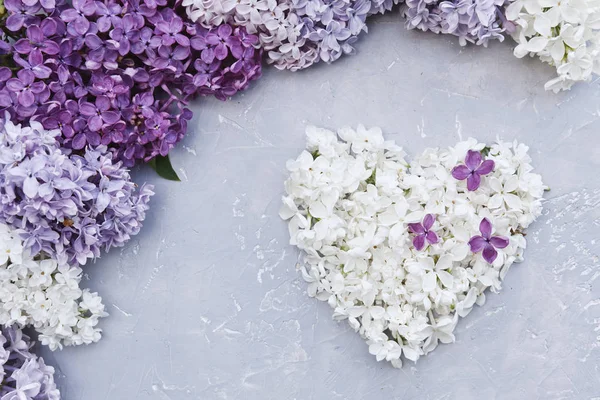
[0,116,153,266]
[402,0,515,47]
[0,0,262,166]
[0,326,60,399]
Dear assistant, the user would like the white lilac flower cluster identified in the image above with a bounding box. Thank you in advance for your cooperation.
[280,126,545,367]
[183,0,396,70]
[507,0,600,92]
[0,223,107,351]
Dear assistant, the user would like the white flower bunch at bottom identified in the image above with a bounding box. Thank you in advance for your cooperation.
[507,0,600,92]
[280,126,545,367]
[0,223,107,351]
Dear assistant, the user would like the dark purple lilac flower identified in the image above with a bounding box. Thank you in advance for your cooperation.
[13,25,60,55]
[408,214,439,251]
[6,70,46,107]
[468,218,509,263]
[0,326,60,400]
[452,150,495,191]
[0,0,261,167]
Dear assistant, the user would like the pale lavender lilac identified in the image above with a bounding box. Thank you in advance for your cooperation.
[0,117,154,266]
[451,149,495,191]
[0,0,262,166]
[408,214,439,251]
[402,0,515,46]
[468,217,509,263]
[0,326,60,400]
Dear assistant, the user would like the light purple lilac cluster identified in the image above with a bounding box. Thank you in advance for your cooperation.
[0,117,153,266]
[402,0,514,46]
[0,326,60,399]
[0,0,262,166]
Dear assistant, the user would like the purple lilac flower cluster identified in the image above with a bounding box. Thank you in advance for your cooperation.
[0,0,262,166]
[402,0,514,46]
[0,117,153,266]
[0,326,60,399]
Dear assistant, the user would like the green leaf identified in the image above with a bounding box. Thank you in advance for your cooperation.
[480,146,491,157]
[148,155,180,181]
[365,169,376,186]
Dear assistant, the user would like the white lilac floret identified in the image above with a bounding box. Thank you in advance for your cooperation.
[280,125,545,367]
[0,115,153,266]
[506,0,600,91]
[0,222,107,351]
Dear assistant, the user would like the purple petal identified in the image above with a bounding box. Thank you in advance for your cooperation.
[423,214,435,230]
[468,235,487,253]
[451,165,471,180]
[425,230,438,245]
[479,218,492,239]
[214,43,228,60]
[476,159,495,175]
[408,223,425,234]
[413,234,425,251]
[490,236,509,249]
[466,173,481,191]
[102,111,120,125]
[72,132,87,149]
[482,244,498,264]
[465,150,482,170]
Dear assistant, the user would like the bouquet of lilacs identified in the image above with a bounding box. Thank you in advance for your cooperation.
[0,223,107,351]
[183,0,400,70]
[0,326,60,399]
[0,0,262,165]
[280,126,545,367]
[0,116,153,266]
[507,0,600,91]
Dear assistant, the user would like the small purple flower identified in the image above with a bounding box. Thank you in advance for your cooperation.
[6,70,46,107]
[468,218,509,263]
[451,150,495,191]
[408,214,439,251]
[13,25,60,55]
[79,95,121,131]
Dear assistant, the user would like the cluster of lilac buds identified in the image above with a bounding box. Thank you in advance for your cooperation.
[0,116,153,266]
[0,0,262,166]
[0,326,60,399]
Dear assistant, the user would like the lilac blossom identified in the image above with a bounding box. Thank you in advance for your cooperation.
[0,0,262,166]
[402,0,513,46]
[408,214,439,251]
[451,150,495,191]
[0,326,60,400]
[0,116,154,266]
[468,217,509,263]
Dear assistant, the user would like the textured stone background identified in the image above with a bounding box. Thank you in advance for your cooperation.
[39,12,600,400]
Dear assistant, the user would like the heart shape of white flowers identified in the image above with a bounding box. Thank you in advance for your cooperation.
[280,126,546,367]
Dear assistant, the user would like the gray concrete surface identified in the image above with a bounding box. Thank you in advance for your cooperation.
[40,12,600,400]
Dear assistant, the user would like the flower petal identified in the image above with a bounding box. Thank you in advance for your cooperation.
[425,230,439,245]
[476,159,494,175]
[479,218,492,239]
[413,234,426,251]
[408,223,425,234]
[490,236,509,249]
[482,244,498,263]
[451,165,471,180]
[466,173,481,191]
[465,150,482,170]
[468,235,487,253]
[423,214,435,230]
